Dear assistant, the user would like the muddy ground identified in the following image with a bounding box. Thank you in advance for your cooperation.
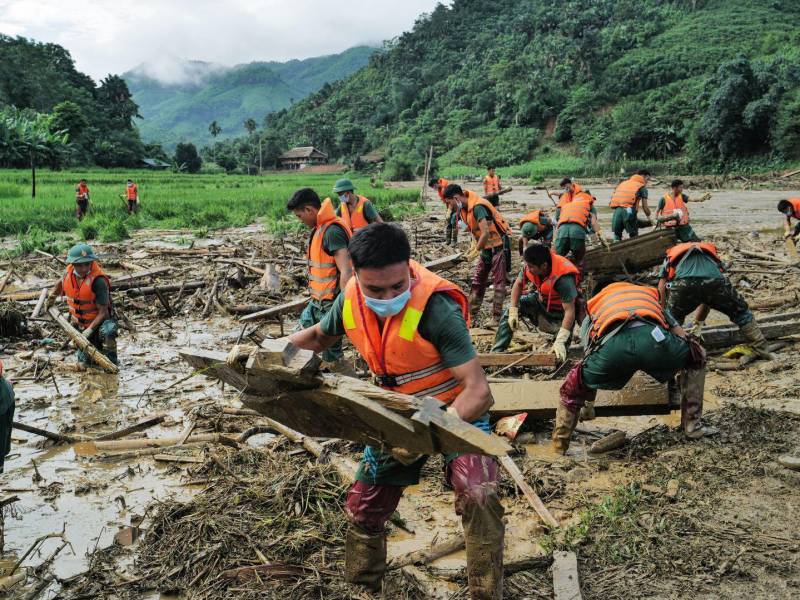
[0,178,799,599]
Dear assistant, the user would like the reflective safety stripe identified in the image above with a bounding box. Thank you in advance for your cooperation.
[342,298,356,330]
[382,362,448,386]
[398,306,423,341]
[413,377,460,398]
[308,260,336,268]
[308,274,338,283]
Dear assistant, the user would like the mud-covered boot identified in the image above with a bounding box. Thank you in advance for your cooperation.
[461,492,505,599]
[102,336,119,366]
[552,402,580,454]
[579,400,596,421]
[739,321,775,361]
[488,289,506,328]
[469,288,485,322]
[678,366,705,440]
[345,524,386,591]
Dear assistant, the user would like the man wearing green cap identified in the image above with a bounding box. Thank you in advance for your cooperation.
[333,179,382,232]
[46,243,119,366]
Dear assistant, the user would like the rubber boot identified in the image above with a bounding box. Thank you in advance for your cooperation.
[739,321,775,361]
[552,403,580,454]
[102,336,119,366]
[678,366,705,440]
[487,289,506,327]
[579,400,596,421]
[345,523,386,592]
[462,493,504,599]
[469,287,485,322]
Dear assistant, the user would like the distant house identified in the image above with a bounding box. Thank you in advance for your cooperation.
[278,146,328,170]
[359,150,385,165]
[141,157,171,170]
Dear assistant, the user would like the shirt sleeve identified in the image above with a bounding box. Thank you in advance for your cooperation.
[472,205,491,223]
[657,198,666,212]
[657,258,669,279]
[92,277,110,305]
[362,201,380,223]
[319,293,346,337]
[553,276,578,303]
[554,208,561,221]
[322,223,350,255]
[637,187,649,200]
[418,293,476,368]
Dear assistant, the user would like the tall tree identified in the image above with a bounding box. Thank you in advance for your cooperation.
[208,120,222,163]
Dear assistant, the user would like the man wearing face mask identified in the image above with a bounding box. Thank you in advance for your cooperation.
[333,179,382,232]
[288,223,504,599]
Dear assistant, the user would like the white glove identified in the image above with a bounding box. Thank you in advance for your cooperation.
[446,405,461,420]
[465,243,481,261]
[673,209,683,219]
[507,306,519,331]
[783,231,794,239]
[687,320,705,337]
[83,327,94,338]
[552,327,571,363]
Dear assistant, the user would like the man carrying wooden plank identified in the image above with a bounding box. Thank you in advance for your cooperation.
[657,242,773,360]
[778,197,800,245]
[45,243,119,365]
[554,282,706,453]
[444,183,512,327]
[553,182,604,266]
[333,179,382,232]
[288,223,504,599]
[492,244,581,362]
[518,209,554,252]
[609,170,652,242]
[655,179,700,242]
[287,188,352,364]
[483,166,502,207]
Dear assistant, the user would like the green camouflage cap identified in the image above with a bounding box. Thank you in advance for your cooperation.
[333,179,355,193]
[66,243,97,264]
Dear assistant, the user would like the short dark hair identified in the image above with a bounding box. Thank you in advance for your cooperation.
[778,199,791,212]
[428,178,439,187]
[487,166,496,171]
[443,183,463,199]
[523,243,552,267]
[348,223,411,270]
[671,179,683,188]
[286,187,321,211]
[559,177,572,187]
[636,169,651,177]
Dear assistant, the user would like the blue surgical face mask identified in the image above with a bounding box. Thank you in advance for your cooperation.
[361,276,412,318]
[338,193,349,203]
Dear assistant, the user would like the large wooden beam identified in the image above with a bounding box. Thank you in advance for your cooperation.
[46,307,118,373]
[478,353,556,368]
[701,312,800,349]
[584,229,676,277]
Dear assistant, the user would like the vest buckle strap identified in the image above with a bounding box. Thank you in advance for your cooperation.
[374,374,399,387]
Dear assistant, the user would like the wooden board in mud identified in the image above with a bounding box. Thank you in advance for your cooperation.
[179,347,510,457]
[584,229,676,277]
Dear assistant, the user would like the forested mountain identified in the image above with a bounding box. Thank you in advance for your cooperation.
[125,46,376,149]
[260,0,800,175]
[0,34,145,167]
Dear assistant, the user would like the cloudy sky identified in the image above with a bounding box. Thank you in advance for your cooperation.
[0,0,444,82]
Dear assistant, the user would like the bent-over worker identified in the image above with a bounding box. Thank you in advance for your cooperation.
[554,282,706,453]
[609,170,652,242]
[444,183,512,326]
[125,179,139,214]
[655,179,699,242]
[492,244,581,362]
[778,197,800,245]
[75,179,90,220]
[553,185,603,266]
[518,209,554,252]
[46,243,119,366]
[288,223,504,599]
[287,188,352,363]
[429,177,457,245]
[483,166,502,207]
[333,179,381,232]
[657,242,773,360]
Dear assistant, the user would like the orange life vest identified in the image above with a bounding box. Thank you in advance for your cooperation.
[609,174,646,209]
[339,195,371,231]
[62,262,111,329]
[661,193,688,226]
[787,197,800,220]
[663,242,721,281]
[588,282,667,341]
[484,174,501,195]
[126,184,138,201]
[523,251,580,312]
[341,260,469,403]
[307,198,352,301]
[520,210,546,234]
[437,178,450,203]
[557,183,584,208]
[558,192,594,226]
[76,183,89,198]
[459,190,511,249]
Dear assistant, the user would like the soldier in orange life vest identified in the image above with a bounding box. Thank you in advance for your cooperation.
[518,209,554,252]
[75,179,90,220]
[553,282,706,453]
[287,188,353,363]
[333,179,382,232]
[483,166,502,207]
[657,242,773,360]
[286,223,504,598]
[553,179,604,264]
[45,243,119,366]
[124,179,139,214]
[609,169,652,242]
[778,197,800,246]
[655,179,699,242]
[444,183,512,326]
[429,177,457,245]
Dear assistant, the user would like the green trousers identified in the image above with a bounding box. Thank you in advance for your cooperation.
[554,232,586,258]
[611,207,638,241]
[491,293,562,352]
[673,224,700,242]
[583,322,689,390]
[299,298,342,362]
[77,318,119,366]
[665,277,753,327]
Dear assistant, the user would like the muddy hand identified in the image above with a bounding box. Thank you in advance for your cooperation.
[390,447,423,465]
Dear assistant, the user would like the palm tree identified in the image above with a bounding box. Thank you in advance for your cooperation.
[208,120,221,164]
[243,118,260,175]
[3,110,68,198]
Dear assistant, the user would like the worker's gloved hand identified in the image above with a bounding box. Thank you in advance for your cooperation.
[445,405,462,420]
[465,243,481,261]
[783,231,794,239]
[552,327,571,363]
[83,327,94,338]
[673,209,683,220]
[391,447,423,466]
[687,320,705,340]
[507,306,519,331]
[45,291,58,309]
[226,343,257,368]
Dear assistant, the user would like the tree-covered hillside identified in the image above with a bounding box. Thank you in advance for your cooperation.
[126,46,376,149]
[261,0,800,175]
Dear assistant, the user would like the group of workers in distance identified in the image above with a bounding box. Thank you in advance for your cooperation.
[74,178,139,220]
[32,170,797,600]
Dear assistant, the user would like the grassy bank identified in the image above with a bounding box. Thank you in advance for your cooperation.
[0,169,420,252]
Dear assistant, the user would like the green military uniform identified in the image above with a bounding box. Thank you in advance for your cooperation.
[491,268,578,352]
[656,194,700,242]
[320,291,481,486]
[554,205,597,257]
[75,277,119,366]
[611,187,648,241]
[336,200,381,224]
[521,215,554,244]
[660,250,753,327]
[299,223,350,363]
[0,376,15,473]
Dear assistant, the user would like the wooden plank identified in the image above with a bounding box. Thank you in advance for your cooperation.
[126,281,205,296]
[584,229,676,277]
[420,253,463,272]
[46,307,118,373]
[701,316,800,349]
[478,353,556,368]
[552,551,583,600]
[498,455,559,529]
[31,289,48,318]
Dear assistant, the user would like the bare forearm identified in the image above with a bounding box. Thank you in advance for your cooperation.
[560,301,575,331]
[289,323,339,353]
[85,305,109,332]
[641,198,651,217]
[510,279,523,307]
[450,384,492,422]
[657,278,668,307]
[476,231,490,250]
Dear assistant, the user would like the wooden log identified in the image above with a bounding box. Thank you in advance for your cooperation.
[701,315,800,349]
[126,281,205,297]
[478,353,556,368]
[387,534,465,570]
[584,229,676,277]
[738,249,792,265]
[201,279,219,318]
[228,303,273,315]
[239,297,307,322]
[420,253,463,272]
[0,270,13,295]
[498,455,559,529]
[260,263,281,291]
[46,307,118,373]
[213,258,267,276]
[31,289,47,319]
[77,432,238,453]
[589,430,626,454]
[94,414,166,441]
[12,421,87,443]
[553,550,583,600]
[226,267,246,289]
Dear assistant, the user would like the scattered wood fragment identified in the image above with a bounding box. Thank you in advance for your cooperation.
[260,263,281,291]
[0,269,13,295]
[553,550,583,600]
[79,433,239,453]
[477,353,556,368]
[388,534,465,570]
[46,307,119,373]
[153,454,204,464]
[126,281,205,297]
[498,455,559,529]
[778,455,800,471]
[239,297,306,322]
[589,430,626,454]
[220,563,314,582]
[94,414,166,441]
[31,289,47,319]
[584,229,676,277]
[12,421,88,443]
